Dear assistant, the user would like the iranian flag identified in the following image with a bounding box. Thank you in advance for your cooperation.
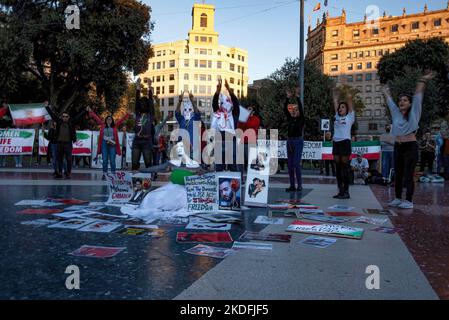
[322,140,381,160]
[8,103,50,126]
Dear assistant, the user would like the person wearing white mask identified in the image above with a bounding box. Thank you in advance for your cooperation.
[211,79,240,171]
[175,91,201,158]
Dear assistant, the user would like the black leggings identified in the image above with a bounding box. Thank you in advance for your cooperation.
[131,139,153,171]
[334,155,350,192]
[394,141,418,202]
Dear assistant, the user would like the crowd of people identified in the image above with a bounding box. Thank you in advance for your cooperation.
[1,72,448,209]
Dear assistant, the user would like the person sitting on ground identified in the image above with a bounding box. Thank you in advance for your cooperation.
[350,152,369,185]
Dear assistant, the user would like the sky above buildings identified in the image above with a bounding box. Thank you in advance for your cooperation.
[143,0,448,83]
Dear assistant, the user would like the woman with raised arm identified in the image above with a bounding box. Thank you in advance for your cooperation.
[283,87,305,192]
[86,107,130,179]
[382,71,435,209]
[211,78,240,172]
[331,88,355,199]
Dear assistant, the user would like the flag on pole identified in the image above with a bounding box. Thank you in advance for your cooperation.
[313,2,321,12]
[8,103,50,126]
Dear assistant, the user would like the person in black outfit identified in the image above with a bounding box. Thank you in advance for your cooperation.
[283,87,305,192]
[212,79,240,172]
[43,120,58,176]
[45,102,86,179]
[132,78,155,171]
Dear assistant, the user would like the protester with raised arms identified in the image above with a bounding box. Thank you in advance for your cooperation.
[132,78,155,172]
[283,87,305,192]
[331,88,355,199]
[382,71,435,209]
[211,78,240,172]
[86,107,130,179]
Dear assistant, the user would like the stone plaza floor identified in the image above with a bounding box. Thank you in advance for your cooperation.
[0,168,447,300]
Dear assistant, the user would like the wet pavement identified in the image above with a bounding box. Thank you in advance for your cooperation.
[0,170,312,300]
[0,168,447,299]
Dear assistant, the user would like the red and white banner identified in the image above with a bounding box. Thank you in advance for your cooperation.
[8,103,50,126]
[38,130,92,156]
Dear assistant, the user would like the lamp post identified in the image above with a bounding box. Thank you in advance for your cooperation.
[299,0,305,107]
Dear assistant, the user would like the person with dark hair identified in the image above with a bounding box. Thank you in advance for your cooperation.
[382,71,435,209]
[129,179,149,204]
[212,78,240,172]
[87,107,129,179]
[284,87,305,192]
[248,177,266,198]
[419,131,436,174]
[132,78,155,172]
[43,120,58,176]
[331,89,355,199]
[45,102,86,179]
[237,103,261,174]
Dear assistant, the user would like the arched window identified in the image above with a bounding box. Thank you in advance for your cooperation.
[200,13,207,28]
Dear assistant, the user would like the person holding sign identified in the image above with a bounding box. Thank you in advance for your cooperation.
[382,71,435,209]
[212,79,240,172]
[331,89,355,199]
[86,107,130,179]
[284,87,305,192]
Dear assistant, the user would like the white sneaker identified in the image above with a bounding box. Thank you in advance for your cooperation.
[398,200,413,209]
[388,198,402,207]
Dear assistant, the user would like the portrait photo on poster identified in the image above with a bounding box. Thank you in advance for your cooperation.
[218,175,241,211]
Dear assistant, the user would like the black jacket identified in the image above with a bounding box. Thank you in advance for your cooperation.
[45,106,86,143]
[284,97,305,138]
[43,127,58,144]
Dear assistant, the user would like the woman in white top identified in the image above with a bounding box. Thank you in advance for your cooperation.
[332,90,355,199]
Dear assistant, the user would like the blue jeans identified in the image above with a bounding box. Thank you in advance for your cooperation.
[49,143,58,173]
[381,151,394,179]
[287,138,304,188]
[14,155,23,166]
[102,140,116,174]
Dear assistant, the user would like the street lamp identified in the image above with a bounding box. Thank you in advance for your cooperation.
[299,0,305,108]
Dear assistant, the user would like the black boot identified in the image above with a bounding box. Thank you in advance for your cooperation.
[333,183,343,198]
[338,186,350,199]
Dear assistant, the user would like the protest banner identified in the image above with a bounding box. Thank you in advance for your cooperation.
[39,129,92,156]
[8,103,50,126]
[302,141,323,160]
[322,140,381,160]
[0,129,35,155]
[245,146,270,207]
[91,131,123,169]
[286,220,364,240]
[106,171,133,204]
[257,139,287,159]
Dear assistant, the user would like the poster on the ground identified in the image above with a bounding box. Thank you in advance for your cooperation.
[300,236,337,248]
[184,244,236,259]
[185,173,217,212]
[69,245,125,258]
[176,232,233,243]
[128,173,152,205]
[0,129,35,155]
[91,131,123,169]
[244,146,270,208]
[239,231,291,243]
[217,172,241,212]
[286,220,364,240]
[106,171,133,204]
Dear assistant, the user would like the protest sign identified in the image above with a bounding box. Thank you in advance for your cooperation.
[106,171,133,204]
[0,129,35,155]
[185,173,217,212]
[185,245,236,259]
[300,236,337,248]
[245,146,270,207]
[176,232,233,243]
[286,220,364,240]
[257,140,287,159]
[302,141,323,160]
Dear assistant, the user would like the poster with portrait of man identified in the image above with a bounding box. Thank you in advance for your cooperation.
[244,146,271,207]
[217,172,241,212]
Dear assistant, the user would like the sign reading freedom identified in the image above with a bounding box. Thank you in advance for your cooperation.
[0,129,35,155]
